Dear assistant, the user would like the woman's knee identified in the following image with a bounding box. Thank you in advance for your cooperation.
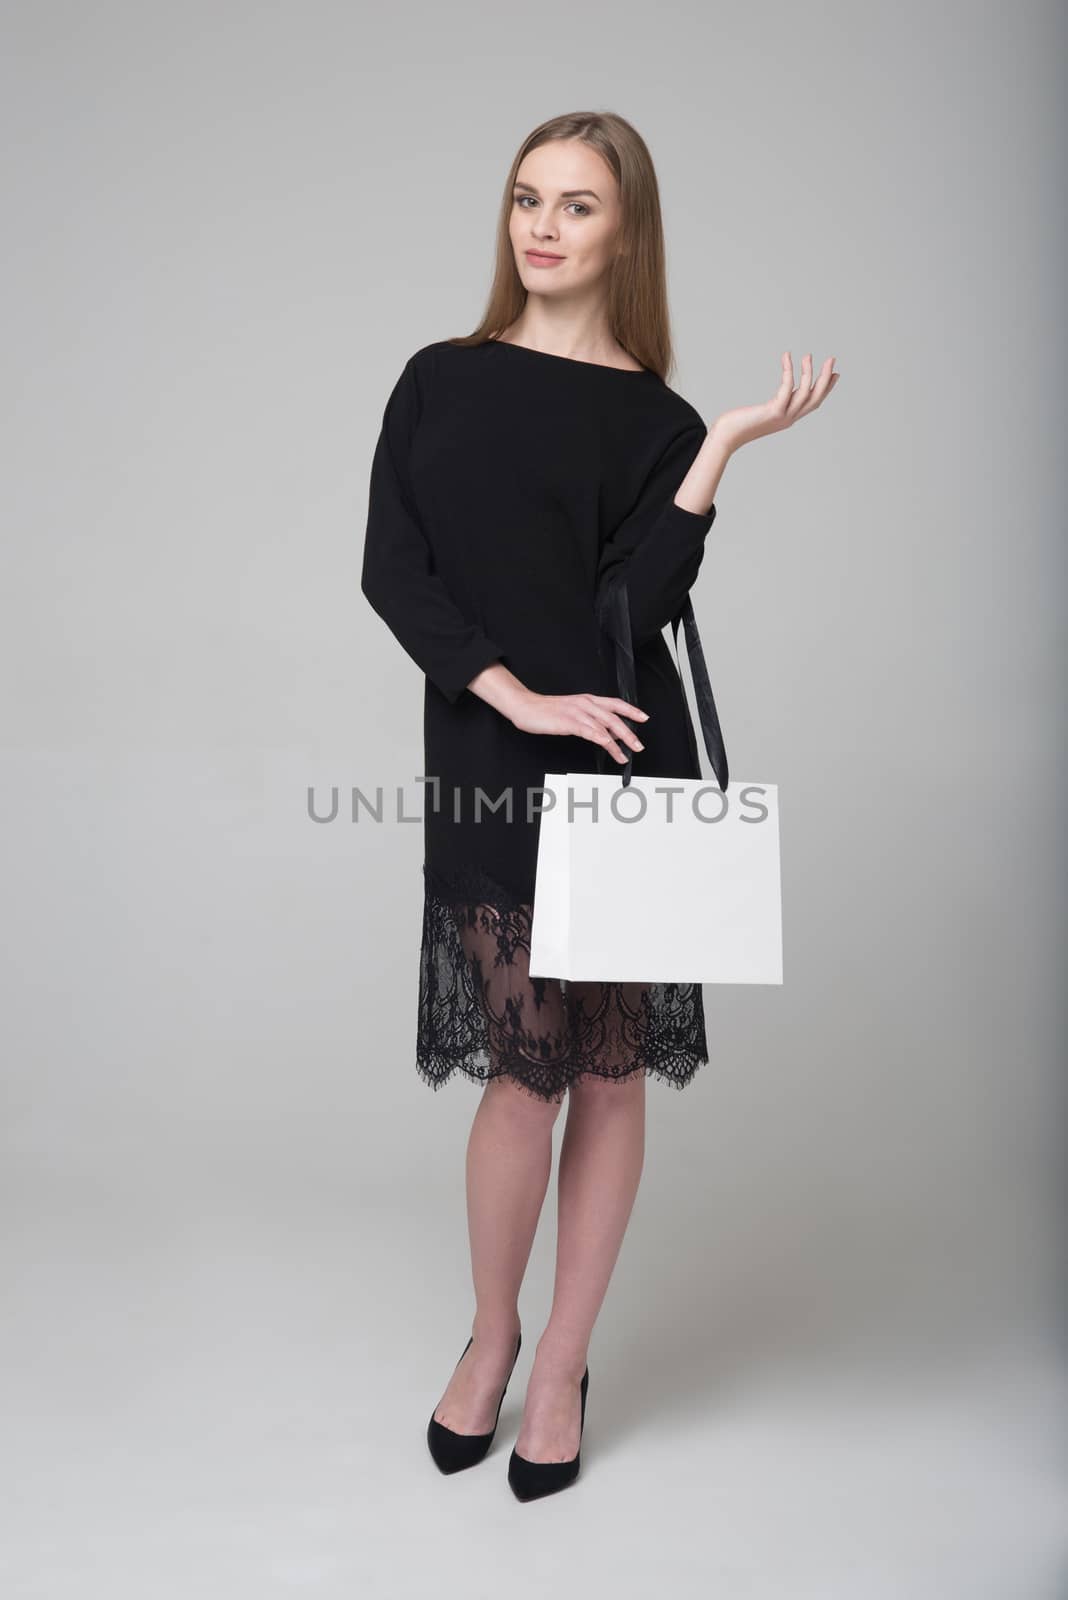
[483,1071,566,1125]
[567,1069,647,1109]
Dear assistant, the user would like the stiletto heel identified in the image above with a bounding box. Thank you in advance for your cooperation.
[507,1365,589,1501]
[427,1329,523,1474]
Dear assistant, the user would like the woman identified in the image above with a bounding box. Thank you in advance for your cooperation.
[360,109,838,1501]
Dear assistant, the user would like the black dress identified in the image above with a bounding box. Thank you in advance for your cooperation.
[361,336,718,1104]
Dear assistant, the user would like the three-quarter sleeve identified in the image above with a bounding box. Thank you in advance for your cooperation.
[595,421,715,648]
[361,356,505,704]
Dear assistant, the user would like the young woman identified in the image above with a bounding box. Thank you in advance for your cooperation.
[361,109,839,1501]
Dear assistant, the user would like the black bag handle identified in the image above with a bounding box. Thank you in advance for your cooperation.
[596,575,729,791]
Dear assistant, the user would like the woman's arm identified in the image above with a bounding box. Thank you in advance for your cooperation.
[467,658,649,768]
[596,350,841,645]
[594,421,724,648]
[360,356,506,704]
[672,425,733,518]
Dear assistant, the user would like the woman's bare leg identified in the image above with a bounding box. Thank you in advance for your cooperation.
[515,1067,647,1461]
[430,1073,563,1434]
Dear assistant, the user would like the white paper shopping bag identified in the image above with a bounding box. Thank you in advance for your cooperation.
[528,773,783,984]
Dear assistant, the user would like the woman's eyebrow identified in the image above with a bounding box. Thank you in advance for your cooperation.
[513,181,602,201]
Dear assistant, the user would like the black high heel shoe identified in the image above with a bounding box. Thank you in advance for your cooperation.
[427,1329,523,1474]
[507,1365,589,1501]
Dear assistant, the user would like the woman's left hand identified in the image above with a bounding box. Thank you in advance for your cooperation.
[710,352,840,454]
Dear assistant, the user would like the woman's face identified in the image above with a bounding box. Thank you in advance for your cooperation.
[508,139,623,298]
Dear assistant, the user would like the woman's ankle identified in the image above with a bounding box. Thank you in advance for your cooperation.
[471,1310,522,1344]
[531,1330,588,1382]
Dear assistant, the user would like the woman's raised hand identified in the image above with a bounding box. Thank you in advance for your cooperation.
[508,690,648,766]
[711,352,840,454]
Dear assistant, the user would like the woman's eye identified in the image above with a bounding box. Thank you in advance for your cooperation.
[514,196,590,217]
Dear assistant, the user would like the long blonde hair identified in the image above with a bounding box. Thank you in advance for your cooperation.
[449,111,678,383]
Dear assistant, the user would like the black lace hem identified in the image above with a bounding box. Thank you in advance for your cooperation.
[416,862,708,1105]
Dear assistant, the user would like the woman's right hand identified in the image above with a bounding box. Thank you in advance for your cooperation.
[507,689,649,766]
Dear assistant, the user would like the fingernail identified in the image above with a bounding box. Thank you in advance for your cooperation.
[635,740,645,751]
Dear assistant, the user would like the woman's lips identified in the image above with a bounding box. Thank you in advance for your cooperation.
[525,250,565,266]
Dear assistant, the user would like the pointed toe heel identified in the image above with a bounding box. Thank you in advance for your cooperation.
[507,1365,589,1501]
[427,1329,522,1475]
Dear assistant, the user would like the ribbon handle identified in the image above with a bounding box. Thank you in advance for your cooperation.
[596,576,729,791]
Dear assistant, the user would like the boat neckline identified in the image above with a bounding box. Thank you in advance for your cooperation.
[486,337,653,376]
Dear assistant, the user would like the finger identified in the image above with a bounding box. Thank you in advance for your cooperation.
[785,352,814,419]
[809,355,836,402]
[574,714,627,765]
[776,351,794,406]
[597,710,645,752]
[770,352,796,420]
[586,695,650,722]
[795,356,838,417]
[581,698,646,750]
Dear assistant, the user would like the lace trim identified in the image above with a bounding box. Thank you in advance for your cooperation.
[417,862,708,1104]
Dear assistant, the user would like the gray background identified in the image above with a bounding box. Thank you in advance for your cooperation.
[2,1,1065,1595]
